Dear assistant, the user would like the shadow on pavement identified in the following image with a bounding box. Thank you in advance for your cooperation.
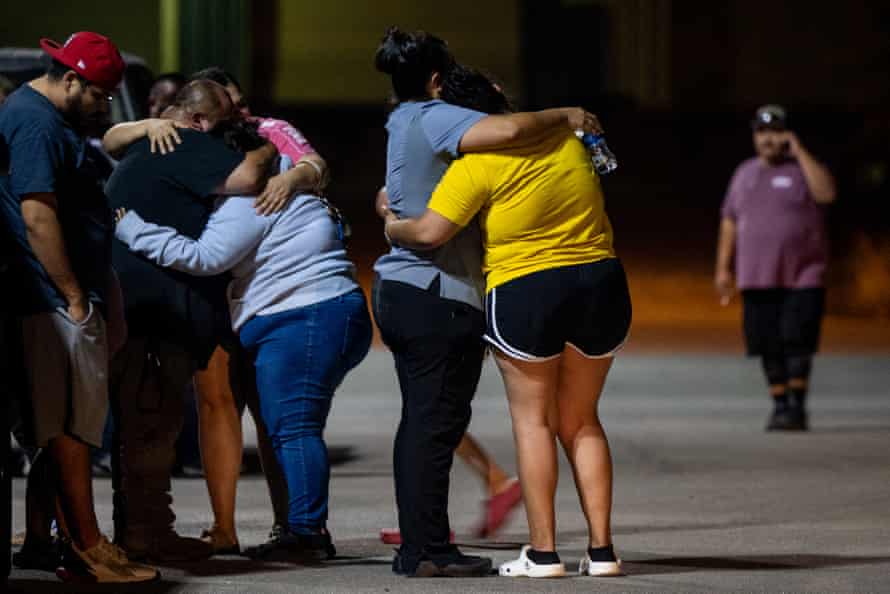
[5,577,180,593]
[242,444,359,475]
[625,554,890,575]
[807,425,890,435]
[157,556,323,577]
[457,541,526,550]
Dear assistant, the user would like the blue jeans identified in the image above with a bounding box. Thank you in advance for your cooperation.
[239,289,372,534]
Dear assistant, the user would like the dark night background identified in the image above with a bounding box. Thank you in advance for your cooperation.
[4,0,890,345]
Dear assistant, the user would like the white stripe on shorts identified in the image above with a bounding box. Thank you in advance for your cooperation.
[566,332,629,359]
[484,287,561,363]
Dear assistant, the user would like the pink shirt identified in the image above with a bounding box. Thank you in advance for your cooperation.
[253,117,316,163]
[721,158,828,290]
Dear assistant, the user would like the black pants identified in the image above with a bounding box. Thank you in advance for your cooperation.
[742,288,825,357]
[109,336,197,550]
[372,277,485,568]
[741,288,824,385]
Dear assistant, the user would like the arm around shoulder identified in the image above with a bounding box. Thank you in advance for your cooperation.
[458,107,600,153]
[102,119,183,158]
[216,142,278,195]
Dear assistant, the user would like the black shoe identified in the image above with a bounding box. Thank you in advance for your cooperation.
[392,550,408,575]
[13,539,61,571]
[241,524,282,558]
[791,404,809,431]
[766,407,806,431]
[244,529,335,561]
[395,551,493,578]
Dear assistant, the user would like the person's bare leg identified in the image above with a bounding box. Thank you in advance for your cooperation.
[494,350,560,551]
[194,347,242,545]
[555,348,614,548]
[455,433,512,497]
[48,434,101,549]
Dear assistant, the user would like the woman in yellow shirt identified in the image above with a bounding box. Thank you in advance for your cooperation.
[384,65,631,579]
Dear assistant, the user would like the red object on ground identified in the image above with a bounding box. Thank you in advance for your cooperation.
[476,478,523,538]
[379,529,455,545]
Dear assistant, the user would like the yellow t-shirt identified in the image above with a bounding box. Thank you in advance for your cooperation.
[427,129,616,291]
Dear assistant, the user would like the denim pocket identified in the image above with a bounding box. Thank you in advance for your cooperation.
[340,292,372,372]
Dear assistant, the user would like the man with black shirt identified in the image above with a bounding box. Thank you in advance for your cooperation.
[0,31,158,583]
[103,79,277,562]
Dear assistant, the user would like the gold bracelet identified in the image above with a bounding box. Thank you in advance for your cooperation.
[293,159,324,188]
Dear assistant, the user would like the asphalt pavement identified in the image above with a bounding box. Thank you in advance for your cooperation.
[8,351,890,593]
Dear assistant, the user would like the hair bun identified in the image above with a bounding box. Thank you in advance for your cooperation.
[375,26,415,75]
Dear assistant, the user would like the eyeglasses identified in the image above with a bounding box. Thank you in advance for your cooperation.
[76,75,113,103]
[87,85,113,104]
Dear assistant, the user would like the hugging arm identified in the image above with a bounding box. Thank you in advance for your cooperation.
[215,141,278,196]
[383,208,461,250]
[459,107,602,152]
[254,152,328,215]
[115,197,266,276]
[102,118,183,158]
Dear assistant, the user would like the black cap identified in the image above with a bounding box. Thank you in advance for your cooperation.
[752,104,787,130]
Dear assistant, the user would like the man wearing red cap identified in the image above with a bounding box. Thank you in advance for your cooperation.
[0,32,157,582]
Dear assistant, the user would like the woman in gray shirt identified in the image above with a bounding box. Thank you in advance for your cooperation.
[115,147,372,559]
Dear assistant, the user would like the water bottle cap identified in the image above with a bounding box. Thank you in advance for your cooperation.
[577,131,603,148]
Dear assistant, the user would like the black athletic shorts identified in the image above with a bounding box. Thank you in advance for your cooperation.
[484,258,632,361]
[741,288,825,357]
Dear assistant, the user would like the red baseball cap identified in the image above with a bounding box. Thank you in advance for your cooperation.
[40,32,125,92]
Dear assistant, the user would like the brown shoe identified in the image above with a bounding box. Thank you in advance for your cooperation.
[124,529,213,563]
[57,536,159,583]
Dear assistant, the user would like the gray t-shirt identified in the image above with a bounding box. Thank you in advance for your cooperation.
[373,99,487,309]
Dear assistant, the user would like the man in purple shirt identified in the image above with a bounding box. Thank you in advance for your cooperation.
[715,105,837,431]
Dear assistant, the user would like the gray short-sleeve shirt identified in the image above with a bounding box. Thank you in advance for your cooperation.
[373,99,487,309]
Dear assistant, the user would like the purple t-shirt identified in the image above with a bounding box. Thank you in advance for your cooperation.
[721,158,828,289]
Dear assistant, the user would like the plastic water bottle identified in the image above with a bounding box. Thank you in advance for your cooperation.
[576,130,618,175]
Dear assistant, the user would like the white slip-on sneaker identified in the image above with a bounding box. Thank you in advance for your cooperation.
[579,551,623,577]
[498,545,566,578]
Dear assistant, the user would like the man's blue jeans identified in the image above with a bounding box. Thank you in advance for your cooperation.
[240,289,372,534]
